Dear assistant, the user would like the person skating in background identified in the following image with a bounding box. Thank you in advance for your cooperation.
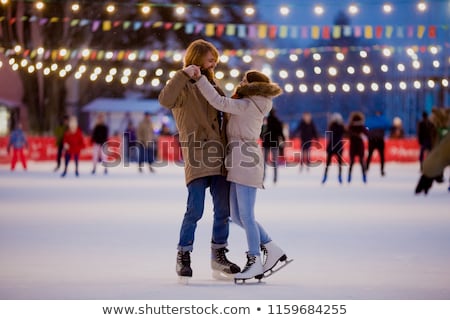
[136,112,156,173]
[293,112,318,171]
[347,111,368,183]
[158,39,240,282]
[123,120,137,164]
[390,116,405,139]
[417,111,435,172]
[260,108,285,184]
[188,66,291,283]
[53,115,68,172]
[415,131,450,195]
[322,113,345,184]
[365,110,390,177]
[7,122,28,171]
[61,116,84,178]
[91,113,109,175]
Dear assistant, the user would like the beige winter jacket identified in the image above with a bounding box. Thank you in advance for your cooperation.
[158,70,227,185]
[423,132,450,178]
[195,76,282,188]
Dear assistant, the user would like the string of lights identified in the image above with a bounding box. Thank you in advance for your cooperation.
[1,43,447,94]
[0,0,444,17]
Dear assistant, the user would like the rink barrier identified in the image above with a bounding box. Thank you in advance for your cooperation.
[0,135,420,164]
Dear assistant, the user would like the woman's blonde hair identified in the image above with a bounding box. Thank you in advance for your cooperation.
[184,39,219,67]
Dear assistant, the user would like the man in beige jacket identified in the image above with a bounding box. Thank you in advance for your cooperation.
[158,39,240,282]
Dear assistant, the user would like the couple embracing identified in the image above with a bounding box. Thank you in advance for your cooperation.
[158,39,291,283]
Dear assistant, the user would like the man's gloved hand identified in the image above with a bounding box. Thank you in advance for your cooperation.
[415,175,434,195]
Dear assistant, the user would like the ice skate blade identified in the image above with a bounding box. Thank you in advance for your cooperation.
[263,258,293,279]
[212,270,235,281]
[234,274,264,285]
[178,276,190,285]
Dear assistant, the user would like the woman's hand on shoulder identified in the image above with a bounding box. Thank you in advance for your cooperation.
[183,65,201,81]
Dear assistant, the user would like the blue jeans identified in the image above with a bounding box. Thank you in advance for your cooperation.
[178,175,231,252]
[230,182,271,256]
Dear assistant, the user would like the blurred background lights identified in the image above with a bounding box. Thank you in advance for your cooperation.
[71,3,80,12]
[141,5,151,15]
[314,5,324,15]
[280,6,290,16]
[336,52,345,61]
[284,84,294,93]
[296,69,305,78]
[348,4,359,15]
[219,55,229,63]
[225,83,235,91]
[106,4,115,13]
[417,1,427,12]
[242,55,252,63]
[215,71,224,80]
[383,3,393,13]
[175,6,186,16]
[230,68,240,78]
[328,67,338,76]
[279,70,289,79]
[210,6,220,16]
[245,6,255,16]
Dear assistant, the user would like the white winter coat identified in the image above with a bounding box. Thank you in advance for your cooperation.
[196,76,282,188]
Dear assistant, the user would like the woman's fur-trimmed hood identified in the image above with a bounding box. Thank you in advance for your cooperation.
[235,82,283,98]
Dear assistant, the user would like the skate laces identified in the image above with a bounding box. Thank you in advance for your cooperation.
[242,255,257,273]
[178,251,190,266]
[260,245,268,264]
[214,248,233,266]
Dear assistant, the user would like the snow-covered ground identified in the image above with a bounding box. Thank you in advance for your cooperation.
[0,160,449,300]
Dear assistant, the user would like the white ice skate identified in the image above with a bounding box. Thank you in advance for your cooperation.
[261,241,293,278]
[234,254,264,284]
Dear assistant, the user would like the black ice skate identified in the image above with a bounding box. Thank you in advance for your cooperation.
[211,247,240,280]
[261,241,293,279]
[234,254,264,284]
[176,250,192,284]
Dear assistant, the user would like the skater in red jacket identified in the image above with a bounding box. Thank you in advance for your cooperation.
[61,116,84,177]
[7,122,28,171]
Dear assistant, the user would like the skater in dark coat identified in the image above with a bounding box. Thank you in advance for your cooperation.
[91,113,109,175]
[417,111,435,172]
[322,113,346,184]
[365,110,390,176]
[293,112,318,171]
[347,111,368,183]
[260,108,285,183]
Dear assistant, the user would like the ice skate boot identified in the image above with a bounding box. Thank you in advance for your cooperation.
[176,250,192,284]
[234,254,264,284]
[211,247,240,280]
[321,173,327,184]
[261,241,293,278]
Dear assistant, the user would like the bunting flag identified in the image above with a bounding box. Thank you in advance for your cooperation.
[0,15,446,40]
[332,25,341,39]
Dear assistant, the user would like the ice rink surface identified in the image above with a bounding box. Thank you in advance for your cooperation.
[1,161,449,300]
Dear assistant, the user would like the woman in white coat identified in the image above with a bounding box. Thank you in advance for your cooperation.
[185,65,290,281]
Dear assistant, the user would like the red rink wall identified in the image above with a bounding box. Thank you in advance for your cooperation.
[0,136,420,164]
